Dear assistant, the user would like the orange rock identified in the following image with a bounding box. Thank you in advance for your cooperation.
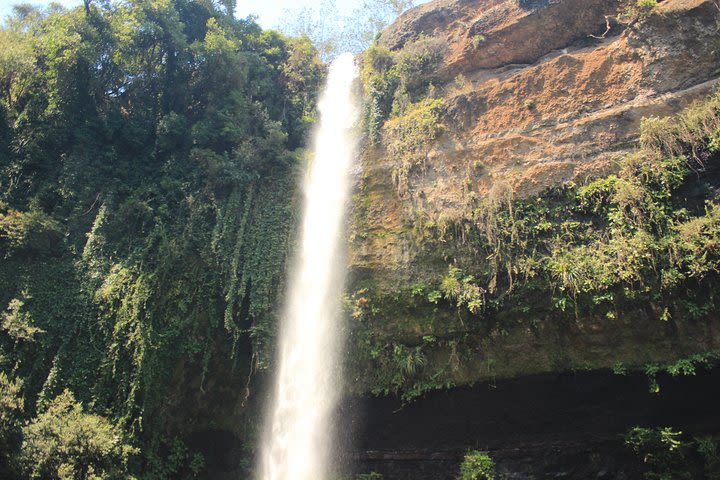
[352,0,720,286]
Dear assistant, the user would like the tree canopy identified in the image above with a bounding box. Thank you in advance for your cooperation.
[0,0,323,477]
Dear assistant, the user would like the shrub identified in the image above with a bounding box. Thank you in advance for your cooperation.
[620,0,659,22]
[625,426,690,479]
[640,93,720,160]
[459,450,496,480]
[440,265,486,314]
[386,98,445,194]
[2,297,44,344]
[394,35,447,94]
[471,34,485,49]
[20,390,137,480]
[363,44,395,78]
[577,175,619,214]
[0,206,63,253]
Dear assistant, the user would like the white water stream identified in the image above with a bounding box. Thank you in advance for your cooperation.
[259,53,359,480]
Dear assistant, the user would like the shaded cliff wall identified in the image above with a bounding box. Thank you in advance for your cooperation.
[347,369,720,479]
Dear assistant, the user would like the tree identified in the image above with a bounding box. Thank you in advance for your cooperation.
[20,390,137,480]
[279,0,417,60]
[361,0,417,36]
[0,373,23,478]
[0,0,324,475]
[279,0,343,60]
[0,25,34,109]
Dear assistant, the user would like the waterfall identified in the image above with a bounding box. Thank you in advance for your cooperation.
[259,53,359,480]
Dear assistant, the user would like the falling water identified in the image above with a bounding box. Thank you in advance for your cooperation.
[259,53,359,480]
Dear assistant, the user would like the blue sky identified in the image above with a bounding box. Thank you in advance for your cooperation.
[237,0,377,28]
[0,0,82,21]
[0,0,429,29]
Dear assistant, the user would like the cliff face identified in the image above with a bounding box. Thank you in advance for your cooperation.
[356,0,720,281]
[349,369,720,479]
[345,2,720,476]
[347,0,720,394]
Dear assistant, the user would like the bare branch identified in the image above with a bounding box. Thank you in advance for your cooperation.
[588,15,613,40]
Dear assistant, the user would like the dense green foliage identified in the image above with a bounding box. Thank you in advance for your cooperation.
[0,0,322,477]
[348,90,720,402]
[361,36,447,143]
[20,390,137,480]
[458,450,495,480]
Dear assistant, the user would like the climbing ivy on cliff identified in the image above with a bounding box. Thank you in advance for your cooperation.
[0,0,322,477]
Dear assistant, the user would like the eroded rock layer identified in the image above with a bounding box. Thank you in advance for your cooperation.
[354,0,720,281]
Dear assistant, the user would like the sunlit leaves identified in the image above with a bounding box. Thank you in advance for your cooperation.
[20,390,137,480]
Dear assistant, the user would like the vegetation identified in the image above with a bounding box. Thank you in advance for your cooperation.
[348,89,720,401]
[355,473,384,480]
[620,0,659,22]
[278,0,418,60]
[0,0,323,477]
[386,98,445,195]
[0,372,23,477]
[625,427,720,479]
[459,450,496,480]
[361,35,447,143]
[20,390,137,480]
[639,352,720,394]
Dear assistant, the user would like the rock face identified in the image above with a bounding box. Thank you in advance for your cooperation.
[382,0,622,73]
[349,369,720,479]
[353,0,720,284]
[346,3,720,477]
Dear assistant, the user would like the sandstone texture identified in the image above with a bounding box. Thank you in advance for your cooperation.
[352,0,720,285]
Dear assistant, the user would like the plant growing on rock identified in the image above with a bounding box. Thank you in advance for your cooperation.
[459,450,496,480]
[620,0,659,23]
[440,265,485,315]
[349,90,720,401]
[361,34,447,141]
[626,426,720,479]
[626,426,690,479]
[386,98,445,195]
